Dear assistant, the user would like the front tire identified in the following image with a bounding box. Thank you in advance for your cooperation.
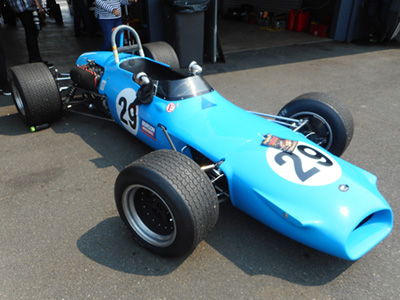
[115,150,219,257]
[8,62,62,126]
[278,92,354,157]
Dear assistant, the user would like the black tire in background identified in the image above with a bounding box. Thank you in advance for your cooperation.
[278,92,354,157]
[384,0,400,41]
[8,62,63,126]
[143,42,180,69]
[115,150,219,257]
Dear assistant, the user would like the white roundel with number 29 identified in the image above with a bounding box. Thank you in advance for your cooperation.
[266,142,342,186]
[116,88,139,136]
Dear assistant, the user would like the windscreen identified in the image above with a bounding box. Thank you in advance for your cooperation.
[155,76,213,100]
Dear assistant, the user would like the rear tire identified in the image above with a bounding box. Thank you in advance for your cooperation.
[115,150,219,257]
[278,92,354,157]
[8,62,63,126]
[143,42,180,69]
[385,6,400,41]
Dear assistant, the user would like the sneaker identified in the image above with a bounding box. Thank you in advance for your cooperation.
[0,86,11,96]
[43,61,54,68]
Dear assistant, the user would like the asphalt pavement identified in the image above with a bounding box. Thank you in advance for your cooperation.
[1,7,399,300]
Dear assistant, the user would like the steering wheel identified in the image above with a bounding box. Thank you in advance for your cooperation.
[111,25,145,64]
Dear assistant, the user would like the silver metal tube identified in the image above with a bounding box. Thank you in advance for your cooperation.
[158,125,176,151]
[248,111,301,124]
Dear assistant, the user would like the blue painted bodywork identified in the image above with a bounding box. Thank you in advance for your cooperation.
[76,51,392,260]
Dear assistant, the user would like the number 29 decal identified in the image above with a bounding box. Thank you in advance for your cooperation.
[266,142,342,186]
[116,88,139,136]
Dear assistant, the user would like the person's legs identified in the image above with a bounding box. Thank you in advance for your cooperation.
[114,17,123,46]
[0,38,10,95]
[0,38,7,85]
[98,17,122,51]
[72,0,83,36]
[17,10,42,62]
[73,0,95,36]
[80,0,95,35]
[98,18,113,50]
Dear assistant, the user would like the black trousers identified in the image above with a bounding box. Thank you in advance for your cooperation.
[72,0,94,35]
[16,10,42,63]
[0,37,8,88]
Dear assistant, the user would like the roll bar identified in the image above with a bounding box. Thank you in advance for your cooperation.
[111,25,145,64]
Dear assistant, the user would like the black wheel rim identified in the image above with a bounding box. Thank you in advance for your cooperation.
[291,111,333,150]
[122,184,176,247]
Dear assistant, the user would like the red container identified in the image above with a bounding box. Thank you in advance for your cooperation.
[309,24,329,37]
[288,9,296,31]
[294,10,310,32]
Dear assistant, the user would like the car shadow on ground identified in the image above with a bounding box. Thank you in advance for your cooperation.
[54,111,152,170]
[77,201,353,286]
[205,202,353,285]
[0,100,149,169]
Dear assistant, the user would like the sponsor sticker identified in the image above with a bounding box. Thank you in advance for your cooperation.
[166,103,176,113]
[141,119,156,140]
[100,79,106,91]
[262,134,298,153]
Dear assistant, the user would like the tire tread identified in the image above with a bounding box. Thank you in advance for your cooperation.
[132,150,218,245]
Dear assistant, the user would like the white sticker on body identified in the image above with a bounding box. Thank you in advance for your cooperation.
[266,142,342,186]
[116,88,139,136]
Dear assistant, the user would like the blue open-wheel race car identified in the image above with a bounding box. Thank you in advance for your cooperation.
[8,25,393,260]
